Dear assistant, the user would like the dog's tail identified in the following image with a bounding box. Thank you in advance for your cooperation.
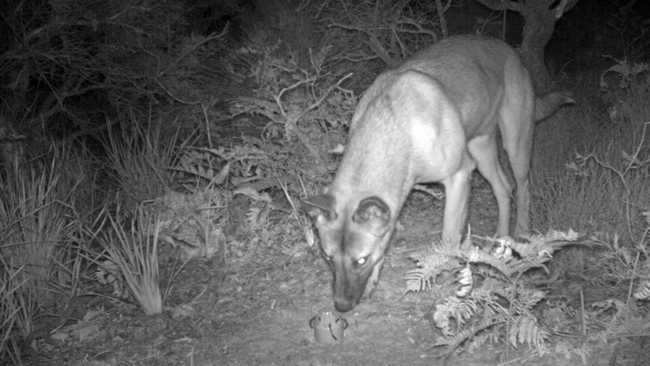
[535,91,575,122]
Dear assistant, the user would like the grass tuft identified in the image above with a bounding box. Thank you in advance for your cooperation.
[97,205,162,315]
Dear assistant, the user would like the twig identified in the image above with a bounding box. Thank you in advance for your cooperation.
[159,24,230,77]
[61,118,119,142]
[273,73,353,172]
[329,22,401,66]
[431,319,506,366]
[577,121,649,243]
[201,104,213,149]
[297,73,352,121]
[434,0,449,38]
[580,286,586,336]
[154,78,201,105]
[626,251,641,305]
[274,76,318,116]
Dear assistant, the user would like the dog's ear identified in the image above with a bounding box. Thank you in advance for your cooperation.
[352,196,391,236]
[302,194,337,221]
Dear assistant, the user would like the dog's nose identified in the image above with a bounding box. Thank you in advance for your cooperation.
[334,298,355,313]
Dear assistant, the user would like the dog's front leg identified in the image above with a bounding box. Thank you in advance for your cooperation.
[440,161,475,245]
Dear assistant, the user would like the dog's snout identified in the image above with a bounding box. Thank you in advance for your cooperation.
[334,297,357,313]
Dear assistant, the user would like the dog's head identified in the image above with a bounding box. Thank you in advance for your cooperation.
[303,193,394,312]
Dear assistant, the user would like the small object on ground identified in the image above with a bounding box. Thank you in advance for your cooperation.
[309,311,348,344]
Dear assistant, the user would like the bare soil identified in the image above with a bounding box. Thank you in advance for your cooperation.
[24,177,648,366]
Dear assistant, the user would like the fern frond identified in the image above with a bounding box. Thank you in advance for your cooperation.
[455,265,473,297]
[433,296,479,336]
[633,259,650,300]
[229,97,282,122]
[245,204,270,229]
[514,229,585,259]
[405,246,460,293]
[433,318,504,361]
[517,288,547,310]
[508,315,549,353]
[633,279,650,300]
[172,149,230,186]
[404,268,433,293]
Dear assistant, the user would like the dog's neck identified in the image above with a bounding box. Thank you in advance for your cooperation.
[330,120,416,221]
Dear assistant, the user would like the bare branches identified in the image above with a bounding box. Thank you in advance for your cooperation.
[366,33,402,68]
[275,76,319,117]
[0,0,231,139]
[294,73,352,122]
[329,18,436,67]
[329,22,401,67]
[572,122,650,243]
[159,24,229,77]
[327,1,440,67]
[434,0,453,38]
[273,73,353,169]
[393,18,439,40]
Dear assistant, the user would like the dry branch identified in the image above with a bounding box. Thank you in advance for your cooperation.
[274,73,353,171]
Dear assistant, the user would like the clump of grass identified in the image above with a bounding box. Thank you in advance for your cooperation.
[0,144,88,346]
[96,205,162,315]
[0,158,68,287]
[0,256,27,364]
[103,115,178,211]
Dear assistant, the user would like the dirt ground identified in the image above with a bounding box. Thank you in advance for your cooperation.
[24,177,648,366]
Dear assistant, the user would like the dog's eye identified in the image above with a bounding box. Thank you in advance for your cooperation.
[355,256,369,266]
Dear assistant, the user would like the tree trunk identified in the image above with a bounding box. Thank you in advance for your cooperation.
[474,0,580,93]
[518,4,558,93]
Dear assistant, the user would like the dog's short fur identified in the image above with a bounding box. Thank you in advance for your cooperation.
[304,35,573,313]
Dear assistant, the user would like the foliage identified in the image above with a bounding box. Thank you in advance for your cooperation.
[152,189,228,261]
[0,257,26,364]
[0,148,85,294]
[320,0,445,67]
[507,57,650,361]
[0,0,230,143]
[406,230,585,355]
[103,116,180,211]
[225,41,356,198]
[95,205,162,315]
[534,59,649,243]
[213,41,364,261]
[0,143,93,364]
[634,247,650,300]
[605,5,650,62]
[600,57,650,126]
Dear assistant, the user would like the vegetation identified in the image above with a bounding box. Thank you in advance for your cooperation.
[0,0,647,364]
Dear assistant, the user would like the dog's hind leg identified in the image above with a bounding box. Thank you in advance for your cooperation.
[504,131,533,237]
[468,133,513,237]
[498,55,536,237]
[499,98,535,236]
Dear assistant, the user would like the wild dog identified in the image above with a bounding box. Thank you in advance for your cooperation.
[303,35,574,313]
